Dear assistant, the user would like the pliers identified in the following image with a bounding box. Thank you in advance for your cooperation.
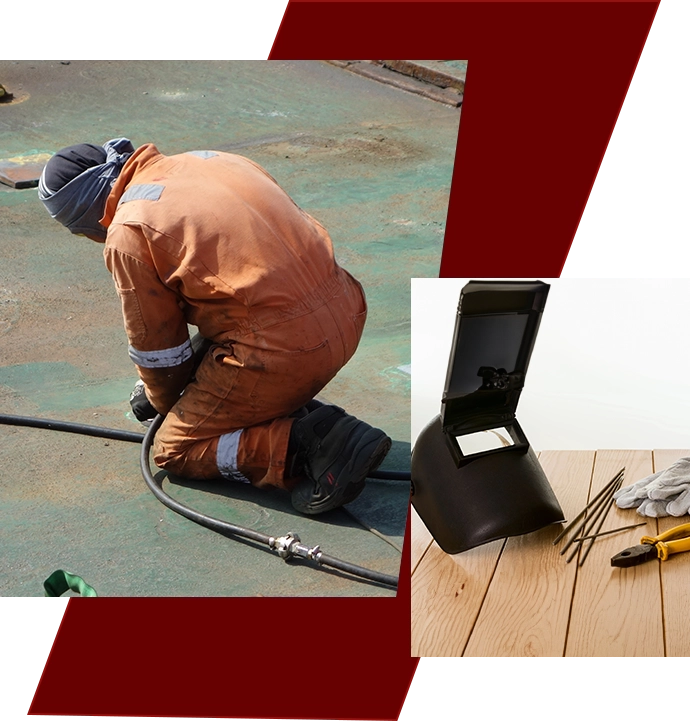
[611,523,690,567]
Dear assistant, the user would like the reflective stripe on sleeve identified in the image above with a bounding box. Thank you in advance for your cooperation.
[128,338,193,368]
[118,183,165,206]
[186,150,218,159]
[217,429,251,483]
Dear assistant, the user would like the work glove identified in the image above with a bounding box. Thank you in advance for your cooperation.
[129,379,158,424]
[614,458,690,517]
[636,497,672,518]
[666,489,690,516]
[614,470,662,509]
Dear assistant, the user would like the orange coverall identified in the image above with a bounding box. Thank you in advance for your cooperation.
[99,144,367,489]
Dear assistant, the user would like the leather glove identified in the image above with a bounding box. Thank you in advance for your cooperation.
[129,379,158,423]
[647,457,690,516]
[635,497,671,518]
[666,487,690,516]
[614,470,662,509]
[614,458,690,517]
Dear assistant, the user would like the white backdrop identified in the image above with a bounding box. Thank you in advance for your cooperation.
[412,277,690,450]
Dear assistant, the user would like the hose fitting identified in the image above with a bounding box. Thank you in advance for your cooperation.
[269,532,323,563]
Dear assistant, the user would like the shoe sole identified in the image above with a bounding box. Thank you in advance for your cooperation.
[294,427,392,515]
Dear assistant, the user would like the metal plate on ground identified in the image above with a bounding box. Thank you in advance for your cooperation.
[0,154,51,188]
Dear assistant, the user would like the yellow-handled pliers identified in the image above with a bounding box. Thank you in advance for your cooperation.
[611,523,690,567]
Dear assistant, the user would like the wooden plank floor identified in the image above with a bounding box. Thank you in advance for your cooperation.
[411,449,690,657]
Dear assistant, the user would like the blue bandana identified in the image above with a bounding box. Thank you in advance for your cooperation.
[38,137,135,241]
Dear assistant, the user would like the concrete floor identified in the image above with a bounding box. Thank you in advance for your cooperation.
[0,60,460,596]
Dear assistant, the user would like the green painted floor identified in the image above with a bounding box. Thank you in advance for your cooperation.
[0,60,460,596]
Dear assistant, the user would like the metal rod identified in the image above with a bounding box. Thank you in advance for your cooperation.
[552,468,624,546]
[572,522,646,543]
[578,481,625,567]
[563,475,624,562]
[559,471,624,557]
[566,476,623,564]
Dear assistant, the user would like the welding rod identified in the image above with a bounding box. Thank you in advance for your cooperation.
[552,468,625,546]
[565,475,623,563]
[566,475,624,564]
[578,481,625,567]
[558,470,625,556]
[560,484,619,558]
[572,522,646,543]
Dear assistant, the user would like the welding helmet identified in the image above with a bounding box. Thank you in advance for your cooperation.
[411,280,565,554]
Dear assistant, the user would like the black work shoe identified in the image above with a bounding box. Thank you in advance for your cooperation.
[290,405,392,515]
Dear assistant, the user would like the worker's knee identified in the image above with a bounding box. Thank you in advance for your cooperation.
[152,434,183,474]
[152,429,187,474]
[152,427,220,479]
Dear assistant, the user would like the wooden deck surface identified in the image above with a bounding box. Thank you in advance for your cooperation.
[411,449,690,657]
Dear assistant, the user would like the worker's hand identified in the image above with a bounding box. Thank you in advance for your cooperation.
[129,379,158,423]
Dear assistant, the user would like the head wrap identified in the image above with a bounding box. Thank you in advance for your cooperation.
[41,143,107,191]
[38,137,135,241]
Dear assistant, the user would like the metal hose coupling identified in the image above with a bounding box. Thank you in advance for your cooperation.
[268,532,323,563]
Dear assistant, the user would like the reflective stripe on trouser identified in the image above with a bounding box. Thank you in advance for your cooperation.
[151,273,367,489]
[216,429,251,483]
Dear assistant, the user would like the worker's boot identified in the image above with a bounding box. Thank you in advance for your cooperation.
[289,405,392,515]
[289,398,326,420]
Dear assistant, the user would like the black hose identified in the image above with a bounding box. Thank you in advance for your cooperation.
[0,412,401,589]
[317,553,398,584]
[368,469,410,481]
[0,413,146,443]
[0,414,408,481]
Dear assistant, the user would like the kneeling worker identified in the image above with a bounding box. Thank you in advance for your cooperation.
[38,137,391,514]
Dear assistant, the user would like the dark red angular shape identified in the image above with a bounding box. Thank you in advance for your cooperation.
[272,1,658,279]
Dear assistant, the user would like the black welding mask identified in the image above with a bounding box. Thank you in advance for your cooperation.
[411,280,564,554]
